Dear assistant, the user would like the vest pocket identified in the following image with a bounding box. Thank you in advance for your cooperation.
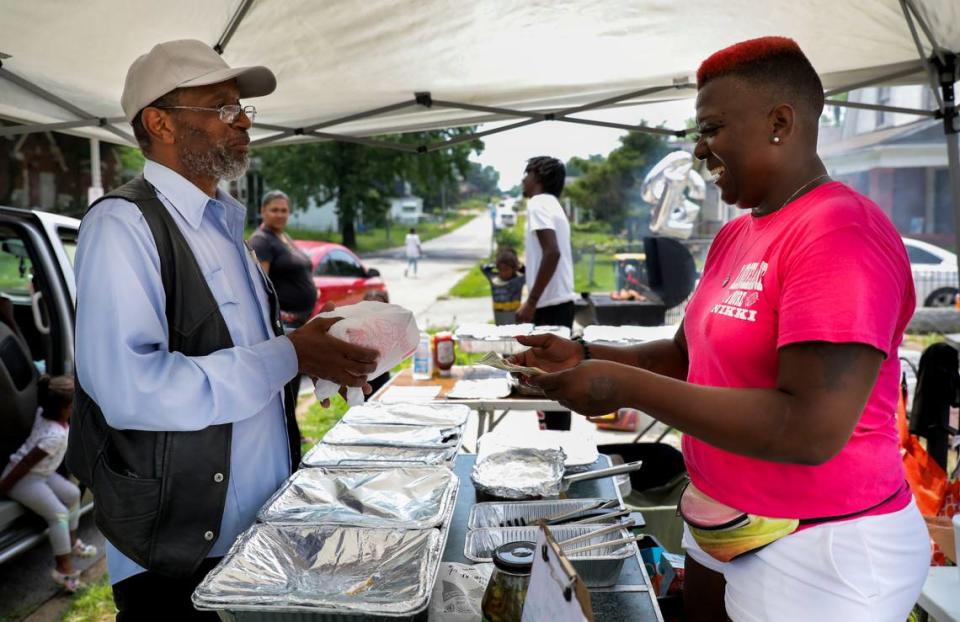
[92,456,161,566]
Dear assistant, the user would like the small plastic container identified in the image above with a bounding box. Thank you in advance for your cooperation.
[481,540,535,622]
[412,333,433,380]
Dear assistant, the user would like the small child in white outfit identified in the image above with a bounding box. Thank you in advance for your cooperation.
[0,375,96,592]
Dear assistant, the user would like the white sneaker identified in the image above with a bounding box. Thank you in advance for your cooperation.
[51,569,82,593]
[72,539,98,558]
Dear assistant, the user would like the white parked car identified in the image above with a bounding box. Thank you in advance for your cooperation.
[494,204,516,230]
[902,237,958,307]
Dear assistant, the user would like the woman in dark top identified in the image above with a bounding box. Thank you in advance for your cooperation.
[249,190,317,328]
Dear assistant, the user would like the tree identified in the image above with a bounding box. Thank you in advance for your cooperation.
[258,128,482,248]
[462,162,500,196]
[564,129,672,230]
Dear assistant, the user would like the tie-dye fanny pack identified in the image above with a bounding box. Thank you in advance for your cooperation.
[679,482,798,562]
[680,481,907,563]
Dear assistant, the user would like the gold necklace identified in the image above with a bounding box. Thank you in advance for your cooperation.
[720,173,830,287]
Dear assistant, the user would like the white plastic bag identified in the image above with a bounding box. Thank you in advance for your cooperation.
[311,301,420,405]
[428,562,494,622]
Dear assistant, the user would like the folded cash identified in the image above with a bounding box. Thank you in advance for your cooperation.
[477,352,546,377]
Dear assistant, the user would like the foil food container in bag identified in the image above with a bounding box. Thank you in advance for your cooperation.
[192,524,443,616]
[258,466,459,529]
[301,442,456,468]
[470,447,566,499]
[341,402,469,427]
[464,525,634,588]
[467,499,620,529]
[322,422,461,449]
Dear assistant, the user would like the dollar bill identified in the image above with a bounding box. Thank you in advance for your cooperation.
[478,352,546,377]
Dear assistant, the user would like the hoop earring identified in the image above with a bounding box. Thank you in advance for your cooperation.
[771,136,781,144]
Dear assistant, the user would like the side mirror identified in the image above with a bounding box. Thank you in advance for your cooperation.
[366,268,381,278]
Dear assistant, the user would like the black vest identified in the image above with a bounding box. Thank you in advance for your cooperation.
[66,176,300,578]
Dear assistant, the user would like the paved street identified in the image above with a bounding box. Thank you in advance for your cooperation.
[361,214,494,329]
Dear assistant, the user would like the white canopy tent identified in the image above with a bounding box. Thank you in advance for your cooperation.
[0,0,957,252]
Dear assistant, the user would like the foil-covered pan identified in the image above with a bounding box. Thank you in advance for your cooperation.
[468,499,621,529]
[464,525,634,587]
[341,402,469,427]
[258,466,459,529]
[301,442,456,468]
[470,447,566,499]
[322,422,461,448]
[192,524,443,616]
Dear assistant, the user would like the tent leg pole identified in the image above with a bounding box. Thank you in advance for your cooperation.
[89,138,104,204]
[934,54,960,295]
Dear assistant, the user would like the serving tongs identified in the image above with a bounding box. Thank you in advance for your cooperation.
[557,519,637,549]
[498,499,620,527]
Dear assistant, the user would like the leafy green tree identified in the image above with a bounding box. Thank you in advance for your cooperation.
[258,128,482,248]
[564,130,671,230]
[462,162,500,196]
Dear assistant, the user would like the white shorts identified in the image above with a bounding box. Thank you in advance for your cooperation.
[682,499,930,622]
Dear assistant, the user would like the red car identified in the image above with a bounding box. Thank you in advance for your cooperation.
[293,240,387,316]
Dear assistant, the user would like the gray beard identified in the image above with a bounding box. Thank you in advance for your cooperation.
[177,125,249,182]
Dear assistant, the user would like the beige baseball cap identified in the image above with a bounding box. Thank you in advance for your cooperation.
[121,39,276,123]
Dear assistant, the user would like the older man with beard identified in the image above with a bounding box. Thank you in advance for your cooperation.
[67,40,379,620]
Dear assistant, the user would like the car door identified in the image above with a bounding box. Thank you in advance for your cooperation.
[312,250,350,306]
[327,249,368,305]
[0,207,76,377]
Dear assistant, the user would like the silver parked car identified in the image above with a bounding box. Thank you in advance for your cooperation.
[902,237,959,307]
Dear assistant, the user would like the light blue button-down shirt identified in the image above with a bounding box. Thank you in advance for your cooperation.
[75,160,299,584]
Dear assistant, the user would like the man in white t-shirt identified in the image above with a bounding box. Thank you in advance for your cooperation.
[404,227,422,277]
[517,156,577,430]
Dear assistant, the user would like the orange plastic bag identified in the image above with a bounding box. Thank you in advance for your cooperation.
[897,388,948,516]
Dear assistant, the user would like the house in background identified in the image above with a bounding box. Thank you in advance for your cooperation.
[819,85,954,249]
[0,127,122,214]
[282,179,424,232]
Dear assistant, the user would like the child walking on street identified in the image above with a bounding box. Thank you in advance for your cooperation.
[0,375,96,592]
[482,248,526,326]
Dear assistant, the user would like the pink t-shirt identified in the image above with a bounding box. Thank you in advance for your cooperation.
[682,182,914,519]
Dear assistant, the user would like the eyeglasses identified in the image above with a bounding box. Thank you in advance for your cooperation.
[155,104,256,124]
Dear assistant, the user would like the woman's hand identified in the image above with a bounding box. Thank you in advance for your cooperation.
[528,360,627,417]
[509,333,583,373]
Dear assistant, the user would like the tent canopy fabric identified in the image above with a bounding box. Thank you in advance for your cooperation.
[0,0,957,147]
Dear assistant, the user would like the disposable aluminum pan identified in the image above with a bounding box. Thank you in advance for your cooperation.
[341,402,469,427]
[468,499,620,529]
[464,525,634,588]
[322,422,461,449]
[301,442,456,468]
[258,466,459,529]
[193,524,443,617]
[471,447,566,499]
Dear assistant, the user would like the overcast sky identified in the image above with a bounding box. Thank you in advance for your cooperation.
[472,99,696,191]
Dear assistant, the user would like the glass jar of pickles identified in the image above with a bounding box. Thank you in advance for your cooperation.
[481,541,535,622]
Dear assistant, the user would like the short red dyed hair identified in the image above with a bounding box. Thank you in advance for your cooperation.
[697,36,824,116]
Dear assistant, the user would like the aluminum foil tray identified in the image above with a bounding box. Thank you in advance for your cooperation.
[341,402,469,427]
[464,525,634,588]
[258,466,459,529]
[455,324,571,355]
[322,422,461,449]
[471,447,566,499]
[467,499,621,529]
[301,443,456,468]
[193,524,443,616]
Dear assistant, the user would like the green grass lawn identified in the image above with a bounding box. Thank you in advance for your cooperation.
[61,576,115,622]
[245,211,475,255]
[574,252,616,292]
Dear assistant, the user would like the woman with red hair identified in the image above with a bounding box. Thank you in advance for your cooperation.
[514,37,928,620]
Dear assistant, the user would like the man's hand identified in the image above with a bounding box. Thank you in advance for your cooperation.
[528,360,627,417]
[288,314,379,388]
[509,333,582,373]
[515,300,536,323]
